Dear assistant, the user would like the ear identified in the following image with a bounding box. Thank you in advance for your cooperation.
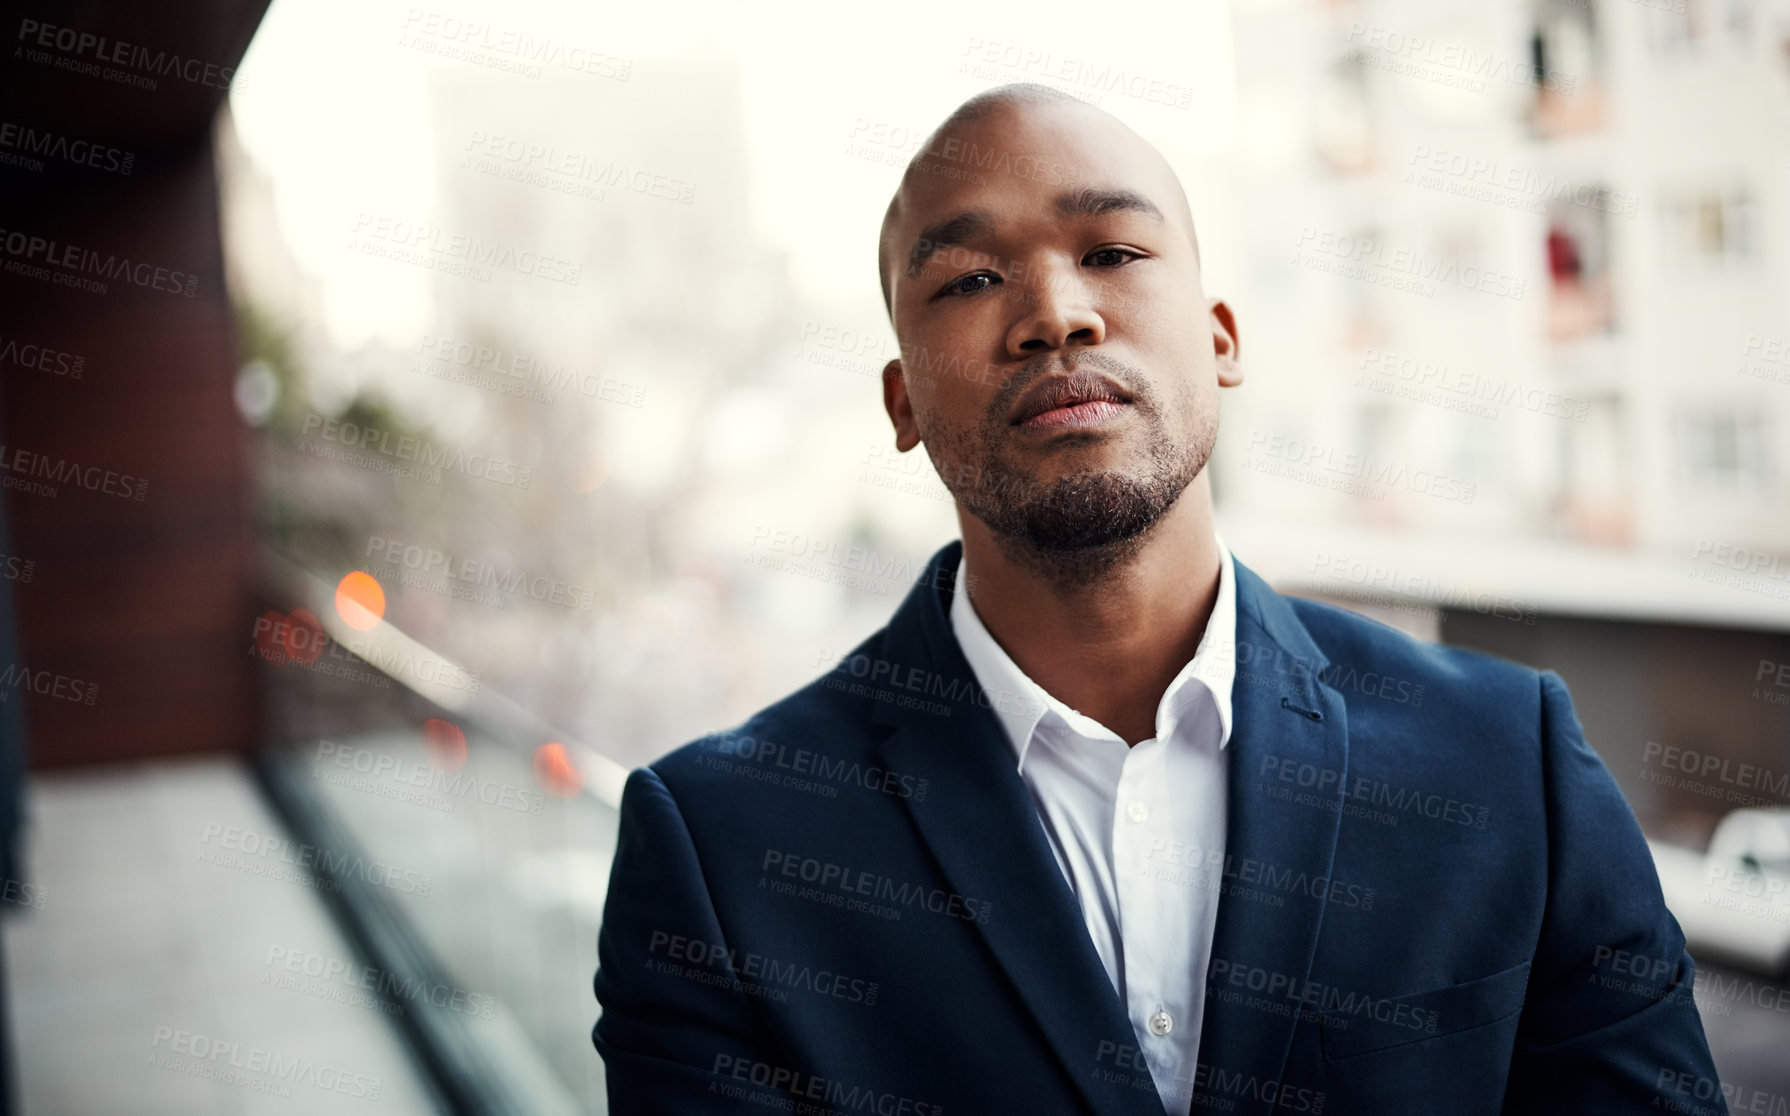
[882,359,923,452]
[1209,298,1242,388]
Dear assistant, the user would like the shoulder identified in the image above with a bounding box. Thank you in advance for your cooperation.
[1258,591,1575,853]
[1278,590,1544,712]
[647,628,899,802]
[1256,590,1565,805]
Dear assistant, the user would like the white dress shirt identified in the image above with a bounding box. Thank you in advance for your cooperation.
[948,536,1236,1115]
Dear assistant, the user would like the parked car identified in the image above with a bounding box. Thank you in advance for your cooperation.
[1650,808,1790,979]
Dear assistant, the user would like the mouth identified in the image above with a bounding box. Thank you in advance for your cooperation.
[1009,369,1135,431]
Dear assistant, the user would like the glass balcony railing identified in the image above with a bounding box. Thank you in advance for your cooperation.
[252,549,627,1116]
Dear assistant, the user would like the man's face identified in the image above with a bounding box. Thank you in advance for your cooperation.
[882,101,1240,555]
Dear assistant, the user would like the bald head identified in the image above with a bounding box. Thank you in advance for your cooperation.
[877,84,1201,320]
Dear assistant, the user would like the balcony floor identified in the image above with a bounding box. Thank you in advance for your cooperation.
[2,756,444,1116]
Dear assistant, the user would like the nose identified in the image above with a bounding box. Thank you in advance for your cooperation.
[1004,259,1106,359]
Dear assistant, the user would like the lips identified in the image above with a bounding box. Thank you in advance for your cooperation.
[1009,369,1134,427]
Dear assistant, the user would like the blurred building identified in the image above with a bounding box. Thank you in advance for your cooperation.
[0,2,270,768]
[1209,0,1790,845]
[219,52,925,773]
[1215,0,1790,551]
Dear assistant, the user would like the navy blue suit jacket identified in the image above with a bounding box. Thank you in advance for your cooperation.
[593,540,1721,1114]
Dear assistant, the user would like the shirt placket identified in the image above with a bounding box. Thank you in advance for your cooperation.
[1111,733,1181,1086]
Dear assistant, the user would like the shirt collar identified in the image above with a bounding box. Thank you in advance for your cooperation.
[948,534,1238,770]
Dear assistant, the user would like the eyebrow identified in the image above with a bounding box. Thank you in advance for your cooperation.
[1056,187,1165,224]
[904,188,1166,279]
[907,210,995,279]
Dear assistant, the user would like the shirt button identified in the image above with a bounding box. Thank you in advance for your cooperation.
[1127,801,1149,823]
[1148,1010,1174,1036]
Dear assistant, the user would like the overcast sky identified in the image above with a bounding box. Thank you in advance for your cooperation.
[230,0,1238,349]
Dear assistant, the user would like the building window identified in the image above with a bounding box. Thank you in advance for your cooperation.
[1677,409,1774,494]
[1650,0,1755,55]
[1315,59,1374,176]
[1449,413,1503,496]
[1659,186,1757,272]
[1530,2,1606,136]
[1554,395,1631,543]
[1546,197,1615,340]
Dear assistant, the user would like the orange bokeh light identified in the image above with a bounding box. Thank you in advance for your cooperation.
[533,741,584,797]
[422,718,467,772]
[335,570,386,631]
[281,608,325,665]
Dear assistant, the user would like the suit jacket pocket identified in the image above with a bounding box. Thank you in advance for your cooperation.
[1320,959,1531,1062]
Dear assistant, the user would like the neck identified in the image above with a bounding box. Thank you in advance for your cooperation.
[955,473,1223,746]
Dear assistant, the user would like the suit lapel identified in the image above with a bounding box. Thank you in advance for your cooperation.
[868,541,1162,1116]
[859,543,1348,1116]
[1190,561,1349,1115]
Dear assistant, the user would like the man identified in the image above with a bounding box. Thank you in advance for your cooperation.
[593,84,1721,1114]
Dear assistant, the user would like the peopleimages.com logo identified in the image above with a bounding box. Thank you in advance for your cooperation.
[301,414,533,488]
[365,535,595,611]
[0,120,134,175]
[348,213,583,285]
[0,225,197,296]
[0,442,148,502]
[148,1025,381,1100]
[15,18,245,92]
[0,332,83,378]
[199,822,433,896]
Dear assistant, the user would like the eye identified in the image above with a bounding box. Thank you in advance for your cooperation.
[1085,246,1142,268]
[937,271,1000,299]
